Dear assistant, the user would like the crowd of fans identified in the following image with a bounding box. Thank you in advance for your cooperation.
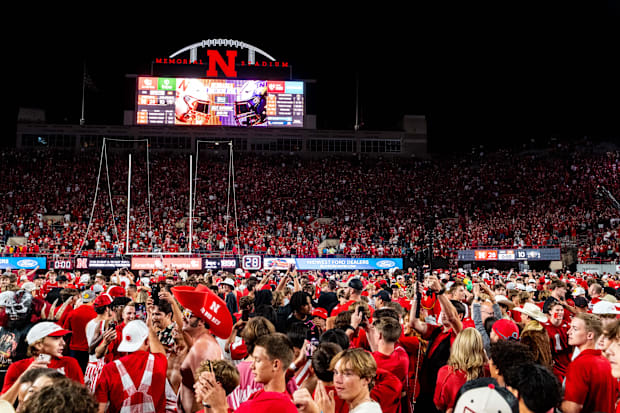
[1,264,620,412]
[1,141,619,265]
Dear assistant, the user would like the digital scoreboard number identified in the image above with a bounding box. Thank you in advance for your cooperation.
[242,255,262,271]
[52,259,73,270]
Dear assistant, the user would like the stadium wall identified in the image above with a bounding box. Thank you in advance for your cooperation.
[15,122,428,158]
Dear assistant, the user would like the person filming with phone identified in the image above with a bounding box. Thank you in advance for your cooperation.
[1,321,83,398]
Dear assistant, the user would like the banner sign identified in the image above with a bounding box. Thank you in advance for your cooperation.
[87,258,131,270]
[203,258,239,271]
[458,249,561,262]
[0,257,46,270]
[132,257,202,270]
[262,257,403,271]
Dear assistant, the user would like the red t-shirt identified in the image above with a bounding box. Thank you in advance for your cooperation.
[235,389,298,413]
[399,334,422,399]
[1,356,84,393]
[63,304,97,351]
[230,340,249,361]
[370,368,403,413]
[543,319,573,381]
[373,345,409,394]
[330,300,355,317]
[42,281,58,296]
[349,328,371,351]
[95,351,168,413]
[433,365,467,412]
[563,349,616,413]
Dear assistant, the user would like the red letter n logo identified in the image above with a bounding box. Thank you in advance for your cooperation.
[206,50,237,77]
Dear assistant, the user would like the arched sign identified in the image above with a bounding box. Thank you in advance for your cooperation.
[155,39,289,78]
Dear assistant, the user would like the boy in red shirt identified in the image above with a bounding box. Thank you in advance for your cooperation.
[1,321,83,394]
[196,332,298,413]
[562,313,616,413]
[542,301,573,382]
[367,315,409,413]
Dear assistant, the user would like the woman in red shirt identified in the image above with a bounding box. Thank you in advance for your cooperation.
[433,328,487,413]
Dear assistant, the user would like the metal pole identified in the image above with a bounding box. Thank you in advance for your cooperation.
[126,154,132,254]
[189,155,193,254]
[80,62,86,126]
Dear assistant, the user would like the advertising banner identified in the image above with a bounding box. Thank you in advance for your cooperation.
[202,258,239,271]
[88,258,132,270]
[0,257,46,270]
[262,258,297,270]
[131,257,202,270]
[262,257,403,271]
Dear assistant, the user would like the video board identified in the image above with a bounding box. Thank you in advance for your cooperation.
[136,77,304,127]
[457,249,561,261]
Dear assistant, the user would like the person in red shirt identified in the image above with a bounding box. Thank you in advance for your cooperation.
[1,321,83,394]
[331,278,365,317]
[433,328,487,412]
[408,276,464,413]
[562,313,616,413]
[542,301,573,382]
[41,271,59,296]
[62,289,97,372]
[588,283,603,310]
[94,319,168,413]
[197,332,298,413]
[367,315,409,413]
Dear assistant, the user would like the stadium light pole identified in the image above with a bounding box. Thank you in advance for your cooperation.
[80,62,86,126]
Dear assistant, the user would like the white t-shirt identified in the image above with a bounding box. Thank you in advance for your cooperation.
[350,401,382,413]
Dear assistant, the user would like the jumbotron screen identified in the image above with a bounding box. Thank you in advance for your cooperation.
[135,77,304,127]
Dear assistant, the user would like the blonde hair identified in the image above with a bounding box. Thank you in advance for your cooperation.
[330,348,377,387]
[447,328,486,380]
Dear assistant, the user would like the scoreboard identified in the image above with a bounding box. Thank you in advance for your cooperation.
[458,248,561,262]
[136,77,304,128]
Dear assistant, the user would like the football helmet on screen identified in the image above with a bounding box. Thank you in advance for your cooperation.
[234,81,268,126]
[175,80,210,124]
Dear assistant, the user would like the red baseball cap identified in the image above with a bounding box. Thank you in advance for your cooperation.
[492,319,520,341]
[312,308,328,320]
[93,294,113,309]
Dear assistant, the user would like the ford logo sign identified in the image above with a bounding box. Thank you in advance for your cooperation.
[17,259,38,268]
[376,260,396,269]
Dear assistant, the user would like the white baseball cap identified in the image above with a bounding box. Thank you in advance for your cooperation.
[454,379,518,413]
[26,322,71,345]
[117,320,150,353]
[592,301,620,315]
[220,278,235,288]
[21,282,36,293]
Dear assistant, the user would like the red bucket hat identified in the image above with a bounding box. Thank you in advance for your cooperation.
[171,284,233,339]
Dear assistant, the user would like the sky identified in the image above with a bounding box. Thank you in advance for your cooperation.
[7,4,620,152]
